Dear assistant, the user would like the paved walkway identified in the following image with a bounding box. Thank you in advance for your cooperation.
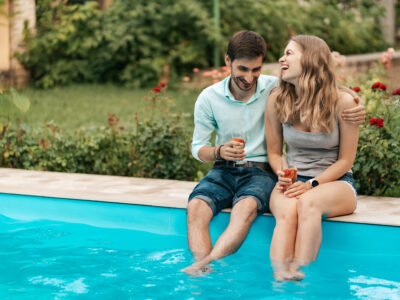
[0,168,399,226]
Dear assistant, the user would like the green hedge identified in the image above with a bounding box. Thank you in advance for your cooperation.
[17,0,388,88]
[0,117,202,181]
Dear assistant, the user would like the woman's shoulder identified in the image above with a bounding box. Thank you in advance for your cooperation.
[267,87,281,101]
[336,88,358,112]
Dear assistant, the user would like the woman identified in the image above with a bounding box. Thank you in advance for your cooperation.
[265,35,358,281]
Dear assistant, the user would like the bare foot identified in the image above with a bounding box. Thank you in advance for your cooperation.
[273,270,293,282]
[285,269,305,281]
[181,262,212,276]
[287,260,306,281]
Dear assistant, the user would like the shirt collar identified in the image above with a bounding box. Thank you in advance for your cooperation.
[223,75,266,103]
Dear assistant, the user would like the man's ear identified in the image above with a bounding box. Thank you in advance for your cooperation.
[225,54,231,68]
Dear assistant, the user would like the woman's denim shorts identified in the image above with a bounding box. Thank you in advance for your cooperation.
[297,172,357,198]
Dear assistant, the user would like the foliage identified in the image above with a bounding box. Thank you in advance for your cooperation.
[0,86,200,181]
[348,59,400,196]
[17,0,389,88]
[0,88,30,136]
[199,0,388,62]
[17,0,215,88]
[16,1,102,88]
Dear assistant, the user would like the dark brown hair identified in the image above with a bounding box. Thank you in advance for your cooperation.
[226,30,266,61]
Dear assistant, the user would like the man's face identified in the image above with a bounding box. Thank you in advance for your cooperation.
[225,55,263,92]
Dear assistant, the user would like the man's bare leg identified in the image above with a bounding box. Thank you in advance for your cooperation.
[187,198,214,261]
[182,197,258,275]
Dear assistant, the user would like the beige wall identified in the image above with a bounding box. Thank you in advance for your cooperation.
[0,0,10,71]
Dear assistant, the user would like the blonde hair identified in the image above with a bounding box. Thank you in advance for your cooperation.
[275,35,338,133]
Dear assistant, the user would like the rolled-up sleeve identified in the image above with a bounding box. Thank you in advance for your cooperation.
[191,92,216,161]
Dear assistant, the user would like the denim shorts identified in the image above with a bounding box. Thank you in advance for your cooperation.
[297,172,357,197]
[188,165,277,216]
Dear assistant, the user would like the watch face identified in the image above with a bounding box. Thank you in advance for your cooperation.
[312,179,319,187]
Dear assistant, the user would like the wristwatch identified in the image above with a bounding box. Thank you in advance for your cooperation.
[308,178,319,188]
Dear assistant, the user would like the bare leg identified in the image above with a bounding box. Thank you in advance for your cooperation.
[291,182,357,278]
[269,187,298,281]
[186,198,214,261]
[182,197,258,275]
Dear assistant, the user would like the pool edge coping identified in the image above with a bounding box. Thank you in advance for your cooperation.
[0,168,399,227]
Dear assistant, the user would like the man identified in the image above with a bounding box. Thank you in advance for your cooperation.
[182,31,365,275]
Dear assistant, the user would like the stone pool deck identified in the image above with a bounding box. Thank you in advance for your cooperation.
[0,168,399,227]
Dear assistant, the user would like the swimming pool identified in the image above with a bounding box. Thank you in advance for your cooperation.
[1,193,399,299]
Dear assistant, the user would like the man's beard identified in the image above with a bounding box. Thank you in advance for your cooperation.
[231,74,257,91]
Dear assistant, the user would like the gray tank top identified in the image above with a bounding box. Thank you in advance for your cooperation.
[283,118,346,177]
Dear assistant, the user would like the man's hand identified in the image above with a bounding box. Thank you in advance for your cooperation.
[341,97,366,125]
[220,141,246,161]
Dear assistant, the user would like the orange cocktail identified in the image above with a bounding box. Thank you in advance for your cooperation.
[282,168,297,184]
[232,137,245,149]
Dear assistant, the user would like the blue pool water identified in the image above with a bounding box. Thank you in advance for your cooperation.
[1,193,399,299]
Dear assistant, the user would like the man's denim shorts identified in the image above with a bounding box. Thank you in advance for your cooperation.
[297,172,357,197]
[188,165,277,216]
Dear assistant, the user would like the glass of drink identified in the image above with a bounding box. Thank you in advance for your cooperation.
[282,167,297,184]
[232,132,246,164]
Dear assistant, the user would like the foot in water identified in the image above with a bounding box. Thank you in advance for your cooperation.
[181,262,212,276]
[287,261,306,281]
[272,260,306,282]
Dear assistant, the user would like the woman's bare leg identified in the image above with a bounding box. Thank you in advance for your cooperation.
[269,187,299,281]
[291,181,356,278]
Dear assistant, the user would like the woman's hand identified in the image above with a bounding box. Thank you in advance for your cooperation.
[284,181,311,198]
[220,141,246,161]
[276,170,293,191]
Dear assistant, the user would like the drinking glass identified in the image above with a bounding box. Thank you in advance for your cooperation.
[282,165,297,184]
[231,131,246,165]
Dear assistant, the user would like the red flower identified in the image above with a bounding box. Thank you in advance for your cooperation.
[371,82,380,89]
[192,68,200,73]
[352,87,361,92]
[159,82,166,88]
[153,87,161,93]
[369,118,384,128]
[371,82,387,91]
[392,89,400,95]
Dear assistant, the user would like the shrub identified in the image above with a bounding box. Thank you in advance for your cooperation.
[17,0,215,88]
[17,0,388,88]
[0,86,200,181]
[199,0,388,62]
[347,52,400,196]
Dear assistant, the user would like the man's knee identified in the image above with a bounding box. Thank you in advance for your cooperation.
[232,196,258,223]
[187,198,213,225]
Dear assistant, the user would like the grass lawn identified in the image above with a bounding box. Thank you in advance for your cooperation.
[3,84,200,132]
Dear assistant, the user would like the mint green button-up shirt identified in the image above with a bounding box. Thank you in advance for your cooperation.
[191,75,279,162]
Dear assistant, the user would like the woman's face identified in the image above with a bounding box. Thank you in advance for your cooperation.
[279,41,303,85]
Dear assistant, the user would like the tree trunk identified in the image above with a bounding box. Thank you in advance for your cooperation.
[10,0,35,87]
